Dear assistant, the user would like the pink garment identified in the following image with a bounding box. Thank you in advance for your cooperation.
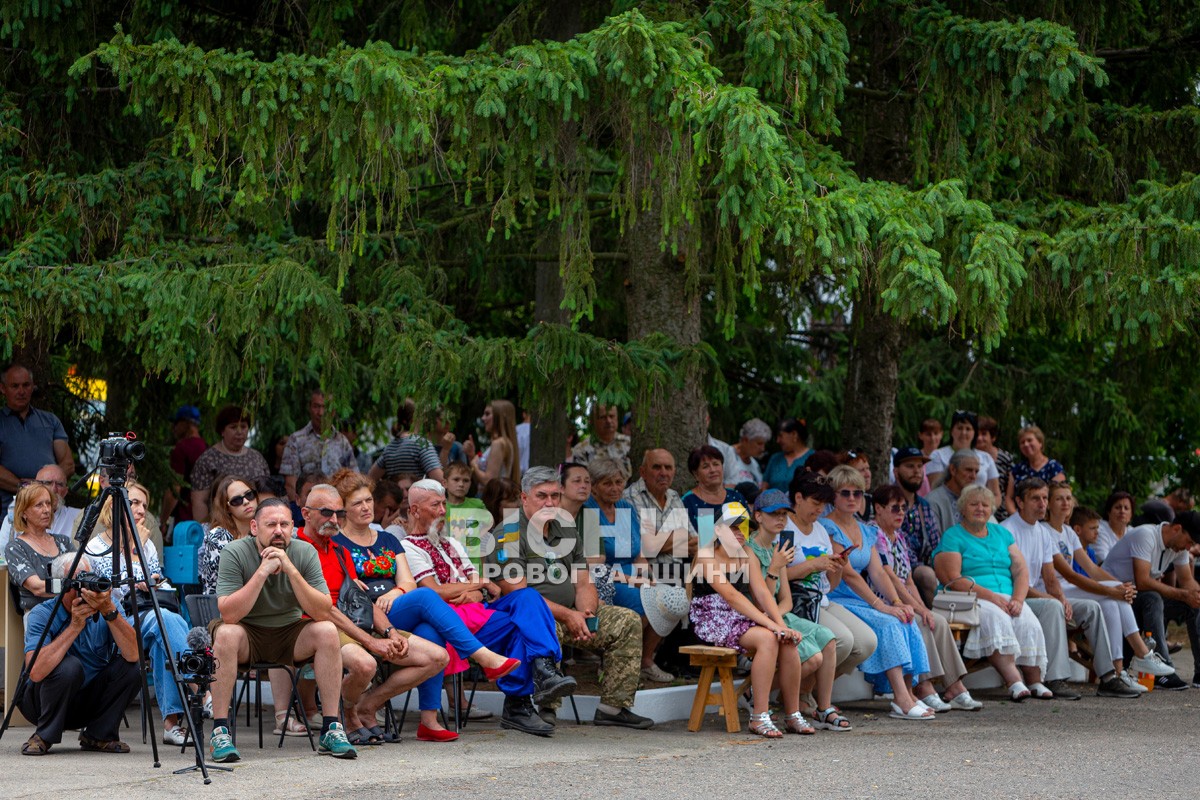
[917,463,932,498]
[444,601,496,675]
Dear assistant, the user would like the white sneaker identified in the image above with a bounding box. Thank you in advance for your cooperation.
[1121,671,1149,693]
[946,691,984,711]
[163,725,188,746]
[1130,652,1175,677]
[918,693,953,713]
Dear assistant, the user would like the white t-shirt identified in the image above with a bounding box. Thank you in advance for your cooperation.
[1102,523,1191,584]
[516,422,530,474]
[781,518,833,606]
[928,446,999,486]
[1046,523,1083,562]
[1093,520,1121,564]
[711,438,763,488]
[1001,514,1056,591]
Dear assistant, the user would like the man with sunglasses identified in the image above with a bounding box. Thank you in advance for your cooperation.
[0,464,80,548]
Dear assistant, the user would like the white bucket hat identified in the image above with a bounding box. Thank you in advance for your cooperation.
[641,583,690,637]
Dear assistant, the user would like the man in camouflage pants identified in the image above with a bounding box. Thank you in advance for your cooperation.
[490,466,652,731]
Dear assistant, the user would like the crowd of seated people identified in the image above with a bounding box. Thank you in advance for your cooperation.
[5,385,1200,761]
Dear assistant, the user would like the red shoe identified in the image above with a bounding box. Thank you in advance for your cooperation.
[416,723,459,742]
[482,657,521,682]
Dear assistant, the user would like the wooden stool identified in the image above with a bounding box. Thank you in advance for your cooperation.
[679,645,747,733]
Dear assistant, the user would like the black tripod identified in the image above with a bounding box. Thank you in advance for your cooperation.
[0,434,217,782]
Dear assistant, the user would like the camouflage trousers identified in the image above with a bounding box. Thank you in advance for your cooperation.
[547,604,642,709]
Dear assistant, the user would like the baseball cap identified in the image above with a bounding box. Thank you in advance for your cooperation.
[754,489,791,514]
[172,405,201,424]
[1175,511,1200,544]
[893,446,931,466]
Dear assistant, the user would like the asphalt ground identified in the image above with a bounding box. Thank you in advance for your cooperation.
[2,653,1196,800]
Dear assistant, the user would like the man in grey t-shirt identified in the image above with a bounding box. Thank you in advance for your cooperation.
[1103,512,1200,689]
[208,498,355,762]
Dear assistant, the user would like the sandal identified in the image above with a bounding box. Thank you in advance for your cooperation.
[79,732,131,753]
[21,734,51,756]
[1027,682,1055,700]
[889,702,935,721]
[1007,681,1031,702]
[346,727,383,746]
[783,711,815,735]
[273,710,309,736]
[748,712,783,739]
[366,724,401,744]
[813,706,852,731]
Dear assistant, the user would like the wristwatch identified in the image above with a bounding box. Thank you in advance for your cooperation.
[382,626,395,637]
[101,608,120,622]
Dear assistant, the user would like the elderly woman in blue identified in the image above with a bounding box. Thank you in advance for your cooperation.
[820,466,935,720]
[584,457,678,682]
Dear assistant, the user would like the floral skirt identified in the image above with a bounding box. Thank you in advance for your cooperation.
[690,593,756,652]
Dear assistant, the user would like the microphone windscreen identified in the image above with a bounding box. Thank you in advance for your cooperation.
[185,625,212,650]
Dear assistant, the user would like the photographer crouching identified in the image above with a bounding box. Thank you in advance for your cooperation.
[18,554,142,756]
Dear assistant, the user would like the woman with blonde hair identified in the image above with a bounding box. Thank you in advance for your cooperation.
[4,482,74,611]
[466,399,520,484]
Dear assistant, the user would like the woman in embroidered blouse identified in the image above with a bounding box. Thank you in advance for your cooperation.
[871,485,981,712]
[329,469,407,612]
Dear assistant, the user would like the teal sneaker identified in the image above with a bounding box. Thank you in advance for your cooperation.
[318,722,357,759]
[209,726,240,763]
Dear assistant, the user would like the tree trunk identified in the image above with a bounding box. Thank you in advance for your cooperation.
[840,293,904,489]
[624,202,707,492]
[528,242,572,471]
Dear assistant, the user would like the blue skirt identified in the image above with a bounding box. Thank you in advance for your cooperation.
[833,596,930,677]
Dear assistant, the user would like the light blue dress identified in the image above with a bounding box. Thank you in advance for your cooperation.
[820,517,930,678]
[585,497,645,615]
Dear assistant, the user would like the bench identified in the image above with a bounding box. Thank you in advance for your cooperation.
[679,645,748,733]
[949,621,1097,682]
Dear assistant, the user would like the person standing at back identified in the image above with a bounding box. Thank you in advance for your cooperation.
[281,390,358,505]
[0,364,74,518]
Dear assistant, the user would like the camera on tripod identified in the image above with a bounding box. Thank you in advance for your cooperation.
[50,571,113,594]
[98,432,145,480]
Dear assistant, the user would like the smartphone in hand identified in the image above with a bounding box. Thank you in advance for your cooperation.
[779,530,795,550]
[838,544,858,560]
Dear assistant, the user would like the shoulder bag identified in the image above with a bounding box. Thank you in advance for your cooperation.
[930,589,980,627]
[333,544,375,631]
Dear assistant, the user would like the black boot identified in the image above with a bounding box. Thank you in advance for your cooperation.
[531,657,577,706]
[501,695,554,737]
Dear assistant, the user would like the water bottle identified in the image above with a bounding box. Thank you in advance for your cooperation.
[1137,631,1157,692]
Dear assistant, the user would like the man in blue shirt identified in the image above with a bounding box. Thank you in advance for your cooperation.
[18,554,141,756]
[0,364,74,516]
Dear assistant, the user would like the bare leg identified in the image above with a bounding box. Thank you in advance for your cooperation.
[776,644,802,715]
[210,624,250,722]
[739,628,779,714]
[268,668,300,718]
[339,643,377,731]
[1019,664,1043,685]
[986,651,1022,686]
[813,641,837,710]
[1127,631,1151,658]
[293,621,343,726]
[641,621,664,668]
[886,666,929,714]
[357,637,448,722]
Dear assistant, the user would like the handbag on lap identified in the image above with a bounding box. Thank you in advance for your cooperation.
[930,589,980,627]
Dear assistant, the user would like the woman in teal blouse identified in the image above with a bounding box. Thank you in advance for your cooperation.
[932,484,1050,702]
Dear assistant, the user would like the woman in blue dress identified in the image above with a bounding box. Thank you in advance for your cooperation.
[820,466,935,720]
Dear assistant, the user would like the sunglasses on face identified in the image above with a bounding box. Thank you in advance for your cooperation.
[306,506,348,521]
[837,489,864,499]
[228,489,258,507]
[884,503,908,514]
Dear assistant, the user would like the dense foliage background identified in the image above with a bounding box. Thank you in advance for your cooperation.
[2,1,1198,505]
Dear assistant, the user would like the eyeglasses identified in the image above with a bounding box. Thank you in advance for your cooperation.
[884,503,908,514]
[228,489,258,507]
[305,506,348,521]
[36,479,68,490]
[837,489,864,499]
